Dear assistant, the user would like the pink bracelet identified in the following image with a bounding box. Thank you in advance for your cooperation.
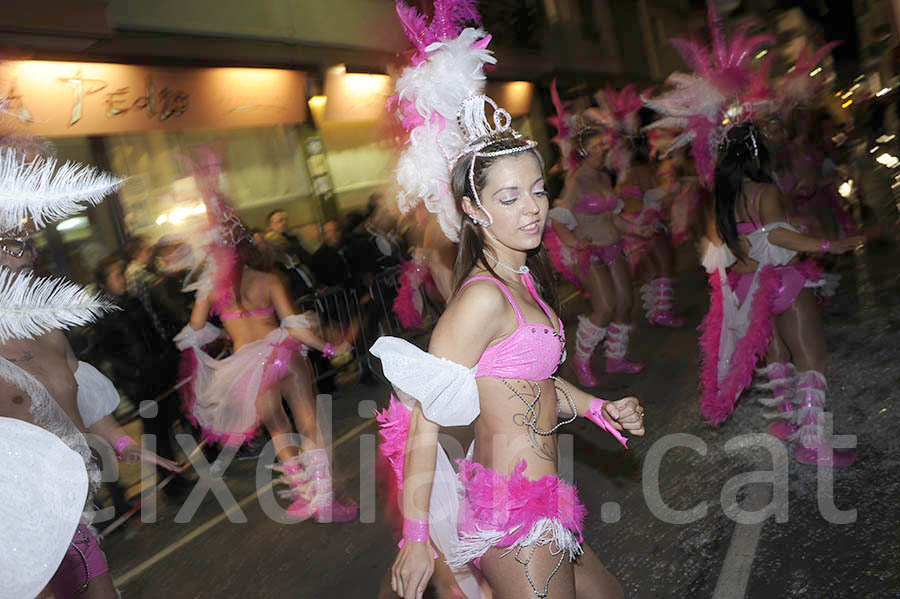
[584,398,629,448]
[820,239,831,254]
[113,435,136,459]
[322,343,335,358]
[397,517,438,557]
[402,517,429,542]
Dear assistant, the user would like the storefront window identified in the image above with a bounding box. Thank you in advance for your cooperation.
[104,124,316,242]
[35,136,121,283]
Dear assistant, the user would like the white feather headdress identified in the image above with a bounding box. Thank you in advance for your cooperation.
[0,269,116,342]
[0,147,124,232]
[0,142,124,339]
[393,26,495,241]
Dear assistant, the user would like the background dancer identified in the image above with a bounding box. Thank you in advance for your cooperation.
[544,85,650,383]
[544,82,640,386]
[614,130,685,328]
[175,153,356,522]
[647,3,864,466]
[586,89,685,330]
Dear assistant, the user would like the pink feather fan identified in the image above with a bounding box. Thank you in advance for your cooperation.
[395,0,480,65]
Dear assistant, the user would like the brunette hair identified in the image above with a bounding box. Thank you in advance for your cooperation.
[713,122,776,258]
[94,254,124,288]
[449,136,558,310]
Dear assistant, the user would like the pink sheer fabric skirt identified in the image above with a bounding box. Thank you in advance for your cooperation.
[180,327,305,446]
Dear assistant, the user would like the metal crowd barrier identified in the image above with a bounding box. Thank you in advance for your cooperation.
[97,267,424,534]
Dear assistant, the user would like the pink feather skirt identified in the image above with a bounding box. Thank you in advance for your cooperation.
[450,458,586,570]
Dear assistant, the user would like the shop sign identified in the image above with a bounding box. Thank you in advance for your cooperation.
[0,61,306,137]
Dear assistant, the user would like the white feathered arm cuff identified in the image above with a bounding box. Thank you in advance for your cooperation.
[370,336,479,427]
[174,322,222,351]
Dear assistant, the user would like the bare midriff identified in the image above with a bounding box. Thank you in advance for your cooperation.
[471,376,561,480]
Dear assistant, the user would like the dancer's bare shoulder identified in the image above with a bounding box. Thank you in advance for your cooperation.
[750,182,787,223]
[432,278,508,363]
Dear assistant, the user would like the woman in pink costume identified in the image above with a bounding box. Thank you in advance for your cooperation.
[376,7,645,597]
[378,121,645,599]
[585,88,686,329]
[176,191,357,522]
[543,81,643,387]
[546,127,650,382]
[647,3,863,466]
[614,132,686,329]
[778,42,857,239]
[543,83,649,383]
[699,123,864,466]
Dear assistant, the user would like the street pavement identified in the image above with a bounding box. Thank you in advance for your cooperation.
[101,241,900,599]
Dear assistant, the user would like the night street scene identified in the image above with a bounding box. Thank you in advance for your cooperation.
[1,1,899,598]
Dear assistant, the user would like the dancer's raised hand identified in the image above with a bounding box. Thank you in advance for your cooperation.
[602,396,646,436]
[119,444,183,472]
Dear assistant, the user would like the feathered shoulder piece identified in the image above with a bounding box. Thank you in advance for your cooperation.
[779,41,841,111]
[644,1,774,187]
[390,0,493,242]
[585,84,653,176]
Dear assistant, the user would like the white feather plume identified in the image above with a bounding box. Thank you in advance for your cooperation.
[0,148,124,231]
[394,28,495,241]
[0,267,118,341]
[643,74,725,123]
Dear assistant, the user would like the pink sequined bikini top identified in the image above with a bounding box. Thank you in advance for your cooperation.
[218,306,276,321]
[574,193,620,214]
[459,273,565,381]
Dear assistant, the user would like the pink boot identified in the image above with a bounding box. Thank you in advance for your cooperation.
[286,449,358,522]
[641,278,686,328]
[572,315,606,387]
[755,362,797,440]
[790,371,856,467]
[604,323,644,374]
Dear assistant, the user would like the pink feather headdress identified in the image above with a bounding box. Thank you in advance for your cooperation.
[585,84,653,177]
[389,0,496,242]
[390,1,534,242]
[778,41,841,111]
[546,78,579,172]
[644,2,775,187]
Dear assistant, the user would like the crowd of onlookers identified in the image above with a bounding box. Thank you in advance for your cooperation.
[71,192,414,518]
